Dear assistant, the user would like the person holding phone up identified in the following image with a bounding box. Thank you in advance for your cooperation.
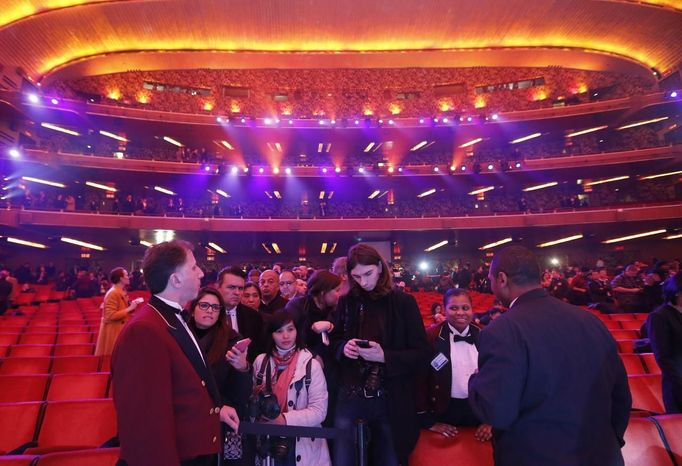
[330,244,430,466]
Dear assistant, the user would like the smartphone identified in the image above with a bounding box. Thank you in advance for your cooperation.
[233,338,251,352]
[356,339,371,349]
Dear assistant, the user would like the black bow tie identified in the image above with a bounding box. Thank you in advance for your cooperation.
[453,334,475,345]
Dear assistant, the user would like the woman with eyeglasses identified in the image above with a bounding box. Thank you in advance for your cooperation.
[188,287,254,465]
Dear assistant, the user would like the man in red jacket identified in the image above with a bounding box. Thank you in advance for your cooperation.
[112,240,237,466]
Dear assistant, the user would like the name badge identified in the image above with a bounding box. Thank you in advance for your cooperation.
[430,352,449,371]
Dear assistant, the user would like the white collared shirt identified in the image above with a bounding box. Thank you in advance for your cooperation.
[447,323,479,399]
[226,306,239,332]
[155,295,205,366]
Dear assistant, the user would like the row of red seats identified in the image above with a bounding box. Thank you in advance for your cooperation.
[0,373,110,403]
[0,334,96,346]
[620,353,661,376]
[0,399,117,455]
[410,414,682,466]
[0,448,118,466]
[0,355,110,375]
[0,345,95,359]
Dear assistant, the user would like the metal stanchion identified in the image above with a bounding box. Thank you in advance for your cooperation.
[355,419,368,466]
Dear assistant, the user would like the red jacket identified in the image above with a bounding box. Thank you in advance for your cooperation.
[112,296,221,466]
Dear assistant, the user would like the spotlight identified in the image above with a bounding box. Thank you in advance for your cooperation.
[358,167,365,173]
[388,119,394,125]
[8,148,20,158]
[354,120,360,125]
[433,118,439,123]
[331,119,336,125]
[258,167,265,174]
[418,261,429,271]
[319,120,325,125]
[273,167,280,174]
[275,119,280,124]
[230,166,239,174]
[378,119,384,125]
[515,162,522,168]
[28,94,39,103]
[419,118,425,124]
[216,117,223,123]
[264,118,273,125]
[397,167,403,173]
[288,120,294,125]
[203,165,211,172]
[671,91,679,98]
[388,166,395,173]
[433,166,440,172]
[322,167,328,173]
[460,165,466,171]
[240,118,246,124]
[335,167,342,173]
[243,167,249,173]
[285,167,292,175]
[491,113,499,120]
[450,165,456,172]
[467,116,473,122]
[487,164,494,171]
[442,117,449,123]
[50,98,59,105]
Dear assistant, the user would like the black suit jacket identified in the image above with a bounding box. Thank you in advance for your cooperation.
[648,303,682,413]
[112,296,221,465]
[234,303,266,362]
[468,288,631,466]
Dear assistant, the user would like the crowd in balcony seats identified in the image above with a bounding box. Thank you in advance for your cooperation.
[3,173,679,221]
[46,67,655,118]
[1,242,681,464]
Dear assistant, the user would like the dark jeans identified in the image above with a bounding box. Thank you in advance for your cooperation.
[333,390,399,466]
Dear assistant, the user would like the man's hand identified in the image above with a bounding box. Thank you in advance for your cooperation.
[219,405,240,431]
[357,341,385,363]
[429,422,458,438]
[474,423,493,442]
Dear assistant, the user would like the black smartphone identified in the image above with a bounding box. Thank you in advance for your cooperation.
[356,339,371,348]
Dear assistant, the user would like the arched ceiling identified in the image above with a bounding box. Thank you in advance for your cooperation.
[0,0,681,83]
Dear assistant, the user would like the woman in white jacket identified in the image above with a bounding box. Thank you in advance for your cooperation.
[252,310,331,466]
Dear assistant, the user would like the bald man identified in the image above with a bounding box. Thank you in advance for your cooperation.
[258,270,288,314]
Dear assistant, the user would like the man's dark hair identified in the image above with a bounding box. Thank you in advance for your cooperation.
[490,245,541,286]
[443,287,472,307]
[347,243,393,297]
[110,267,127,284]
[217,265,246,285]
[142,240,193,294]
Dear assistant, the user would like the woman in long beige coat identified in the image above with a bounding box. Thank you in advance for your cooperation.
[95,267,140,356]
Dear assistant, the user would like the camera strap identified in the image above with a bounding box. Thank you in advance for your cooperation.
[255,355,273,392]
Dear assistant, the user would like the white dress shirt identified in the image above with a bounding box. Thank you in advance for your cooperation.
[448,323,479,399]
[226,306,239,333]
[155,295,205,365]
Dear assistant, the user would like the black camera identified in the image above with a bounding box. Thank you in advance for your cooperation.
[256,435,292,460]
[248,389,281,420]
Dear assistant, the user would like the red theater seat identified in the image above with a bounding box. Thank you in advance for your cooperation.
[0,357,52,375]
[51,356,100,374]
[46,373,109,401]
[0,345,8,357]
[610,330,640,340]
[640,353,661,375]
[620,354,647,376]
[602,320,621,330]
[36,448,120,466]
[19,333,56,345]
[0,374,49,402]
[0,456,39,465]
[620,320,644,331]
[610,314,637,321]
[410,428,493,466]
[653,415,682,463]
[621,417,674,466]
[24,399,117,455]
[55,333,93,345]
[617,340,636,353]
[629,375,665,415]
[10,345,53,358]
[0,402,42,455]
[52,344,94,357]
[0,333,20,345]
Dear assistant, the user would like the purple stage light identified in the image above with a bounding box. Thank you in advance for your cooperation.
[460,166,466,171]
[322,167,328,173]
[204,165,211,172]
[28,94,39,103]
[334,167,342,173]
[419,118,425,124]
[492,113,499,120]
[487,164,494,170]
[9,148,20,158]
[515,162,522,168]
[50,98,59,105]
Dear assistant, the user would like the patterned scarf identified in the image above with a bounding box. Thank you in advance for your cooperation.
[270,347,300,413]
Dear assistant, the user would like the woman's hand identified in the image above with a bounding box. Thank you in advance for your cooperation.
[429,422,458,438]
[225,346,249,372]
[311,321,334,334]
[357,341,385,363]
[474,423,493,442]
[220,405,240,431]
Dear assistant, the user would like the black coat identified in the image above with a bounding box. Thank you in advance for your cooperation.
[468,288,631,466]
[330,290,430,463]
[234,303,266,362]
[648,303,682,413]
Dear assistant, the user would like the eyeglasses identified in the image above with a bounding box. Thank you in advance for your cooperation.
[197,302,222,313]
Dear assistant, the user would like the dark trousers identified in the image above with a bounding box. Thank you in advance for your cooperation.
[333,390,399,466]
[117,455,217,466]
[438,397,480,427]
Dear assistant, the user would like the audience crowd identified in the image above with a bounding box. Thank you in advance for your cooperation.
[46,67,655,118]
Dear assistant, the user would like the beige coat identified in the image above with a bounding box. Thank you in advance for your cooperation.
[95,287,130,356]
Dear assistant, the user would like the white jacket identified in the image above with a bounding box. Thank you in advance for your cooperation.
[253,348,331,466]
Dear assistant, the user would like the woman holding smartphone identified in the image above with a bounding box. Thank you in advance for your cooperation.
[330,244,430,466]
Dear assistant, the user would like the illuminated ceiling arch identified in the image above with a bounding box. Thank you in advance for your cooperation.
[0,0,680,82]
